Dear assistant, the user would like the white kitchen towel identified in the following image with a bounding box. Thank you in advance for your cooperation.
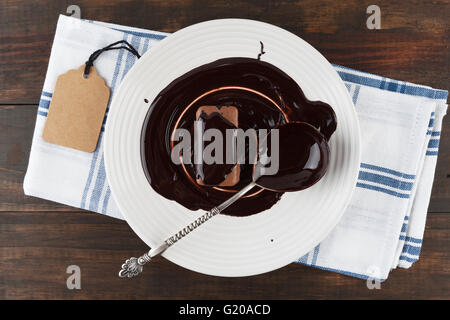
[24,15,448,281]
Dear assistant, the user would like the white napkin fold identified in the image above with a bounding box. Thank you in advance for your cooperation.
[24,15,448,280]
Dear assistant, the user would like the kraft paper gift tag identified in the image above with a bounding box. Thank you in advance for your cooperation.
[42,65,110,152]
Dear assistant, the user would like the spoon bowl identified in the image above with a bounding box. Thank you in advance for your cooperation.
[253,122,330,192]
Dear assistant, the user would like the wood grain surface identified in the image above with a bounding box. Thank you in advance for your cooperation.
[0,0,448,299]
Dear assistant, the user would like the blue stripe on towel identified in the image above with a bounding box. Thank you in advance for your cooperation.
[356,163,417,198]
[399,255,418,263]
[102,186,112,213]
[399,235,423,243]
[335,67,448,100]
[298,253,309,264]
[356,183,410,198]
[37,92,52,117]
[112,28,168,41]
[311,244,320,266]
[344,83,351,92]
[401,222,407,233]
[360,163,415,179]
[89,154,107,211]
[402,244,421,256]
[399,230,423,265]
[337,71,381,89]
[427,139,440,148]
[80,134,102,209]
[379,77,386,90]
[399,82,409,93]
[426,151,439,156]
[297,244,320,267]
[387,80,398,92]
[39,99,50,109]
[352,85,360,104]
[358,171,414,191]
[427,130,441,136]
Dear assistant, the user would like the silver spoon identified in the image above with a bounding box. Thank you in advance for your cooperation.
[119,122,329,278]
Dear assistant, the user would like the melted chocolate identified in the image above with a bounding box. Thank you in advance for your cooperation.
[141,57,337,216]
[195,110,237,186]
[253,122,330,192]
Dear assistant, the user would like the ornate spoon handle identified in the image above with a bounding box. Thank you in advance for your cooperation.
[118,182,256,278]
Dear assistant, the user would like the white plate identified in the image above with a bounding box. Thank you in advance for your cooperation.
[104,19,361,277]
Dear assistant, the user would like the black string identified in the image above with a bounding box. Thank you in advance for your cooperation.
[83,40,141,78]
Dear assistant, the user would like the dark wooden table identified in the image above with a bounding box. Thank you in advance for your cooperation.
[0,0,448,299]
